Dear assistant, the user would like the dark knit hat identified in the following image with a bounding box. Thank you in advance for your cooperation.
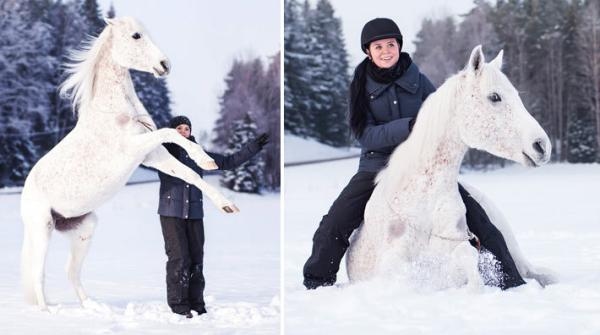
[360,18,403,53]
[169,115,191,130]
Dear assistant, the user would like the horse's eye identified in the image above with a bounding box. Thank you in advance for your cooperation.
[488,93,501,103]
[132,32,141,40]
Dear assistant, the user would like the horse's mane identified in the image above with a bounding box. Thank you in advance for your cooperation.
[375,71,465,190]
[59,25,112,114]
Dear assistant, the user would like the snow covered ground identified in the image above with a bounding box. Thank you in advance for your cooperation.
[0,175,280,334]
[284,135,359,164]
[284,159,600,334]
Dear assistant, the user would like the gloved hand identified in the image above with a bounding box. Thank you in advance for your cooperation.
[255,133,270,149]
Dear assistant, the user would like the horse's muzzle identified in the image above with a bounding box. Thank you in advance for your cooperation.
[522,138,551,167]
[153,59,171,77]
[160,59,170,75]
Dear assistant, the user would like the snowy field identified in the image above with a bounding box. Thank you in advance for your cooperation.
[0,175,280,335]
[284,135,359,164]
[284,159,600,335]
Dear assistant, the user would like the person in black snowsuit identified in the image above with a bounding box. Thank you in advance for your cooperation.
[158,115,269,318]
[303,18,526,291]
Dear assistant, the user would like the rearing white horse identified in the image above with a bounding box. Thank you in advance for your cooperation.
[21,17,238,310]
[347,46,555,289]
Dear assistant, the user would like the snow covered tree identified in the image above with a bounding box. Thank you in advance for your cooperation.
[80,0,103,36]
[306,0,350,146]
[413,17,459,87]
[577,0,600,161]
[284,0,312,137]
[567,111,597,163]
[106,1,115,18]
[213,55,280,191]
[46,0,90,147]
[213,59,264,149]
[262,53,281,190]
[131,70,172,129]
[284,0,350,146]
[220,114,265,193]
[0,0,57,185]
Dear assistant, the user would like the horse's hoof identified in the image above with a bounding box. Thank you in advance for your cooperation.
[201,161,218,170]
[222,205,239,213]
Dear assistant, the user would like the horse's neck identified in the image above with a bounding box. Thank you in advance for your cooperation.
[382,80,468,199]
[414,126,467,191]
[79,55,139,122]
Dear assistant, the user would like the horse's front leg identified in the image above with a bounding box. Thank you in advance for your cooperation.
[450,241,483,291]
[142,146,239,214]
[133,128,218,170]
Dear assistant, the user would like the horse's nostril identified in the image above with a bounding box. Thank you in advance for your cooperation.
[160,60,169,72]
[533,139,545,156]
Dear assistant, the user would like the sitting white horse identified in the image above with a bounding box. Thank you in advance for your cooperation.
[21,17,238,310]
[346,46,555,289]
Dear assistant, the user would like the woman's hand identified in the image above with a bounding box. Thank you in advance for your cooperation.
[255,133,270,149]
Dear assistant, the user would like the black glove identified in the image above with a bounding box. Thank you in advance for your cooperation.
[255,133,270,148]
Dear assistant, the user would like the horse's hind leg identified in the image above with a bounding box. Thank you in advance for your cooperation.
[64,212,97,304]
[25,215,53,310]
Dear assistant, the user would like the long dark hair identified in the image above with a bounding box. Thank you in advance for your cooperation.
[349,57,370,138]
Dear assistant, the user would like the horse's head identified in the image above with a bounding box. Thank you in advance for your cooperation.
[105,17,170,78]
[455,45,551,167]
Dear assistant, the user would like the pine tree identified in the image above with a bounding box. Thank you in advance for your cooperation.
[80,0,104,36]
[106,1,115,18]
[131,70,172,129]
[213,59,263,149]
[307,0,350,146]
[46,0,89,147]
[262,53,281,190]
[413,17,459,87]
[0,0,57,186]
[284,0,311,137]
[577,0,600,161]
[220,114,265,193]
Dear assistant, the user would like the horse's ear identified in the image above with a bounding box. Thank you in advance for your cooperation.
[467,45,485,75]
[104,17,115,26]
[489,49,504,70]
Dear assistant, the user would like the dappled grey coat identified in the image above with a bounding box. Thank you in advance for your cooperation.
[357,62,436,172]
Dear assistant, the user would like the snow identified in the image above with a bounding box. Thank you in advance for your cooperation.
[0,175,280,334]
[284,159,600,334]
[284,135,359,164]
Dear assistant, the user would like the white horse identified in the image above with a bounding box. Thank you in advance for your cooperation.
[21,17,238,310]
[346,46,555,289]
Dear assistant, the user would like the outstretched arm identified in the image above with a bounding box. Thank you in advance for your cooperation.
[212,133,269,170]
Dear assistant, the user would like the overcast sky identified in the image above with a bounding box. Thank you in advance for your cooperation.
[325,0,479,65]
[97,0,280,136]
[96,0,479,136]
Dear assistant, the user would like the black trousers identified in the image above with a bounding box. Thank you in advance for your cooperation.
[303,172,526,289]
[160,216,206,313]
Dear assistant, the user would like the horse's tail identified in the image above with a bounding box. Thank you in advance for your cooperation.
[21,224,36,305]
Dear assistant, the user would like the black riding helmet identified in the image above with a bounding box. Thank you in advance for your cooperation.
[169,115,192,130]
[360,18,403,53]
